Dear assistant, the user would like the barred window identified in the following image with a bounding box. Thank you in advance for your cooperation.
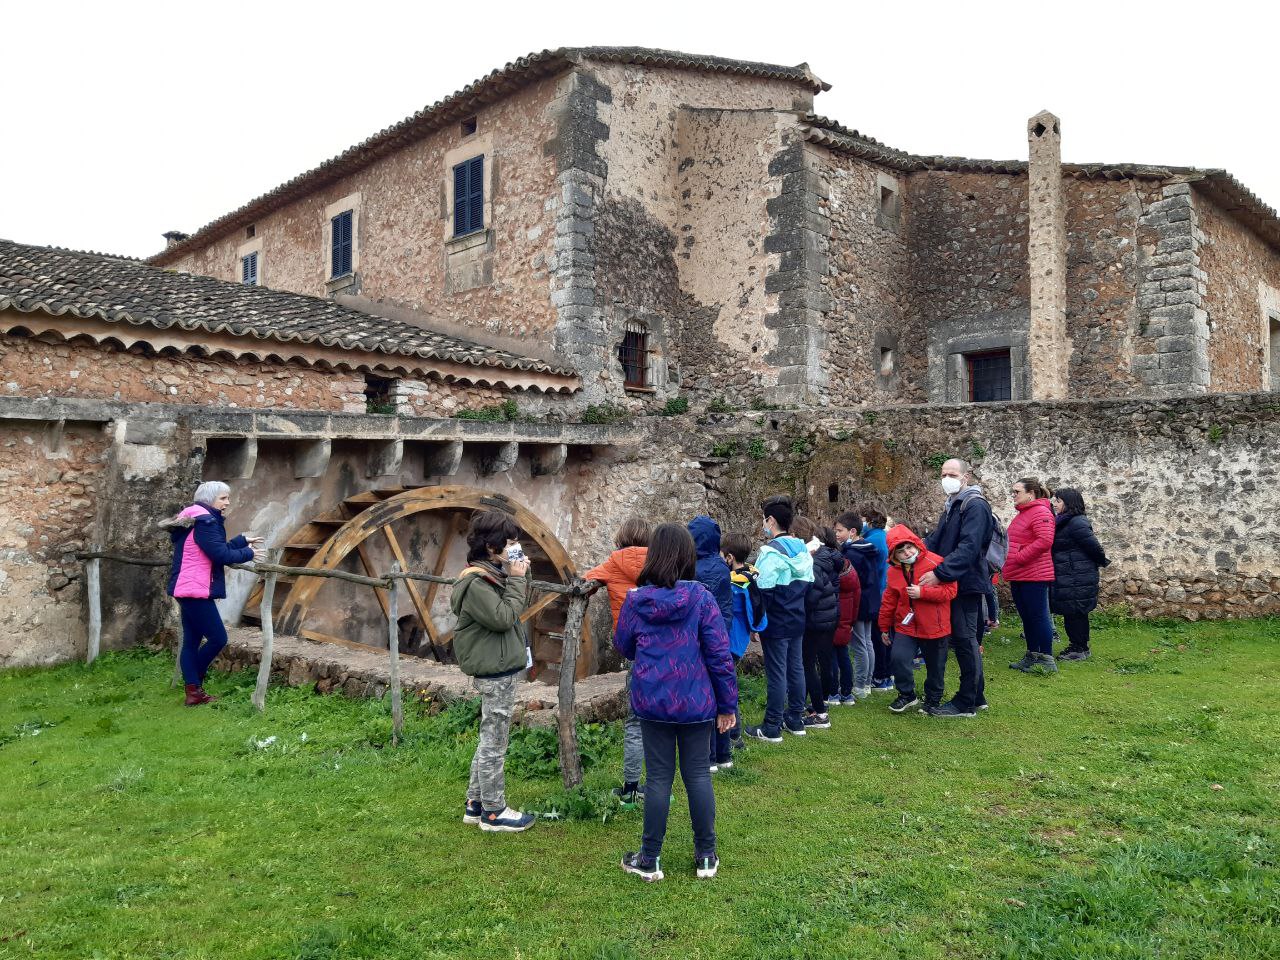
[967,350,1012,402]
[618,320,650,389]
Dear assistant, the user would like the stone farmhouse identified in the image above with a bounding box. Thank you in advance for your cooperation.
[2,47,1278,686]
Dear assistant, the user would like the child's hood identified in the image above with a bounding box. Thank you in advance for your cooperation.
[687,516,722,559]
[628,581,703,624]
[611,546,648,581]
[885,525,929,567]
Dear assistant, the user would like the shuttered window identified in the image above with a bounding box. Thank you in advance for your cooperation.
[331,209,353,278]
[241,252,258,286]
[452,156,484,237]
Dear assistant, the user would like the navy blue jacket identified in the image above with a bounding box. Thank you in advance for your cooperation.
[805,545,842,633]
[688,516,733,631]
[840,538,881,620]
[925,489,994,597]
[165,504,252,600]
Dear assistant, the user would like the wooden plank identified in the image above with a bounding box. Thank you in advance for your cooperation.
[557,593,588,789]
[300,629,382,652]
[379,524,440,656]
[520,591,561,624]
[251,548,281,712]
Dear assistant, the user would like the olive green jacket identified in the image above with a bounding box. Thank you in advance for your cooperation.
[450,563,530,678]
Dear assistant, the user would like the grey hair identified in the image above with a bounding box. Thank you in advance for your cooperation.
[193,481,231,506]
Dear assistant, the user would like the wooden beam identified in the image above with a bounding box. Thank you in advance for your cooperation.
[520,591,561,624]
[252,548,281,711]
[557,593,588,789]
[379,524,439,655]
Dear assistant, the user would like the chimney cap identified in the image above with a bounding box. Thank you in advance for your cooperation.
[162,230,190,247]
[1028,110,1061,139]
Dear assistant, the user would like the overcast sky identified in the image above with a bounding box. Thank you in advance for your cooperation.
[4,0,1275,259]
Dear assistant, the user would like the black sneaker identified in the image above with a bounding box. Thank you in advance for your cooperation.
[1059,648,1091,662]
[918,702,943,716]
[479,807,535,832]
[802,712,831,729]
[621,852,663,882]
[889,694,919,713]
[695,853,719,879]
[613,783,641,809]
[463,799,483,825]
[730,736,747,752]
[744,725,783,744]
[783,720,808,737]
[933,702,976,718]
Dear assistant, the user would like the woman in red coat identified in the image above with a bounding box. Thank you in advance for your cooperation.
[1004,477,1058,674]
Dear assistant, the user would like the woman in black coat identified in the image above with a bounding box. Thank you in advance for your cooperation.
[1049,488,1110,661]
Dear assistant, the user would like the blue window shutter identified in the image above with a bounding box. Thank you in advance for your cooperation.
[331,210,352,277]
[467,156,484,234]
[453,163,469,236]
[242,252,258,285]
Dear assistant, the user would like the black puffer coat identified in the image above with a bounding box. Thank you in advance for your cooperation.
[1049,513,1110,615]
[805,545,842,633]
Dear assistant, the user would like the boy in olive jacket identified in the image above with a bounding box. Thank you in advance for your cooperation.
[452,511,534,832]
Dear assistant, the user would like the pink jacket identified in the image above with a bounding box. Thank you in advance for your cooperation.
[1002,498,1056,582]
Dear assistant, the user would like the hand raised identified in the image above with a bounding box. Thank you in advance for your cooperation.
[509,558,530,577]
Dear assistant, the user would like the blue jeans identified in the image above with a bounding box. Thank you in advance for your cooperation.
[177,598,227,685]
[851,620,875,689]
[712,654,742,763]
[639,719,716,859]
[1011,581,1054,654]
[759,633,805,736]
[833,642,853,696]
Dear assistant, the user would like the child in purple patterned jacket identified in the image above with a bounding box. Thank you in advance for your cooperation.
[614,523,738,883]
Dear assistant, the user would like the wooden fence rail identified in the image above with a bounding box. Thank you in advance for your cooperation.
[76,551,599,786]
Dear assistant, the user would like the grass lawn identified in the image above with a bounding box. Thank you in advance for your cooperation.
[1,615,1278,960]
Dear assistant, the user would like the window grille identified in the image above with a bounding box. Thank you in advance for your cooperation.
[618,321,650,388]
[967,350,1012,402]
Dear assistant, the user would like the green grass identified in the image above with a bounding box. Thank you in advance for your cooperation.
[1,617,1278,959]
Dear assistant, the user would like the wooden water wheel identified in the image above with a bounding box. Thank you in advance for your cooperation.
[241,485,591,681]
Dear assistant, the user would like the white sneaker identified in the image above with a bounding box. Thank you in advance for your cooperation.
[714,760,733,771]
[479,806,535,832]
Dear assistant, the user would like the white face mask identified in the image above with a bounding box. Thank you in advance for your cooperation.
[941,476,964,496]
[899,547,919,565]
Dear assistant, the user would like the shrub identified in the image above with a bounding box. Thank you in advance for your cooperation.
[581,403,632,425]
[660,397,689,416]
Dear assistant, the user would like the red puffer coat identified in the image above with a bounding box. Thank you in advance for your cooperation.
[877,525,958,640]
[1003,498,1056,582]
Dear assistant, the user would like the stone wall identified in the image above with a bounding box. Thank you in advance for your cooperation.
[0,422,109,665]
[169,77,564,341]
[1196,189,1280,393]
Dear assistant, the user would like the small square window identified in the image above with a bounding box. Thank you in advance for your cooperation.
[331,209,353,278]
[879,185,899,220]
[241,251,258,286]
[364,375,396,414]
[246,224,256,239]
[879,347,895,377]
[967,350,1012,402]
[460,116,478,137]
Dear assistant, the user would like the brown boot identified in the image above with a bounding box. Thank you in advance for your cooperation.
[184,684,214,707]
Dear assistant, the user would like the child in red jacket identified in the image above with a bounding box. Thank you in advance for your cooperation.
[878,525,963,717]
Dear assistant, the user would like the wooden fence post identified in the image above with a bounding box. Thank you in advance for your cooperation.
[251,548,281,712]
[85,551,102,665]
[557,589,588,789]
[388,563,404,746]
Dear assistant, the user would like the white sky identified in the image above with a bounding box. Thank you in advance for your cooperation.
[3,0,1275,260]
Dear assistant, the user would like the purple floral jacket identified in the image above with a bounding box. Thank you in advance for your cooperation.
[614,581,738,724]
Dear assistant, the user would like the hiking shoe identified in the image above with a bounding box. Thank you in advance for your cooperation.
[613,784,641,809]
[621,852,663,882]
[803,712,831,730]
[744,725,783,744]
[695,854,719,879]
[934,702,976,718]
[463,799,483,824]
[783,720,808,737]
[1059,647,1091,662]
[889,694,919,713]
[918,702,943,716]
[1009,653,1035,672]
[1031,653,1059,674]
[479,807,535,832]
[872,678,896,692]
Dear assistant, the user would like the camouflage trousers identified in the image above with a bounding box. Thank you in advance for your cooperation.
[466,673,517,811]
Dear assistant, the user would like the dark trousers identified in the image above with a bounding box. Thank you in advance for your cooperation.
[712,654,742,763]
[639,719,716,859]
[948,594,984,711]
[177,598,228,686]
[1063,611,1091,650]
[872,622,892,680]
[891,631,948,706]
[833,642,853,696]
[803,627,836,714]
[1011,581,1054,654]
[760,632,805,735]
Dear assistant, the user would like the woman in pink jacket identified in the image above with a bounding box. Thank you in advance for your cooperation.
[1004,477,1058,674]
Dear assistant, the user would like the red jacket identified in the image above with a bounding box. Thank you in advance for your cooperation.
[585,547,648,628]
[834,558,861,646]
[877,525,958,640]
[1003,498,1056,582]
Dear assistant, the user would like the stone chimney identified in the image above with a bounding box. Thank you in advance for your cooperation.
[162,230,190,249]
[1026,110,1069,400]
